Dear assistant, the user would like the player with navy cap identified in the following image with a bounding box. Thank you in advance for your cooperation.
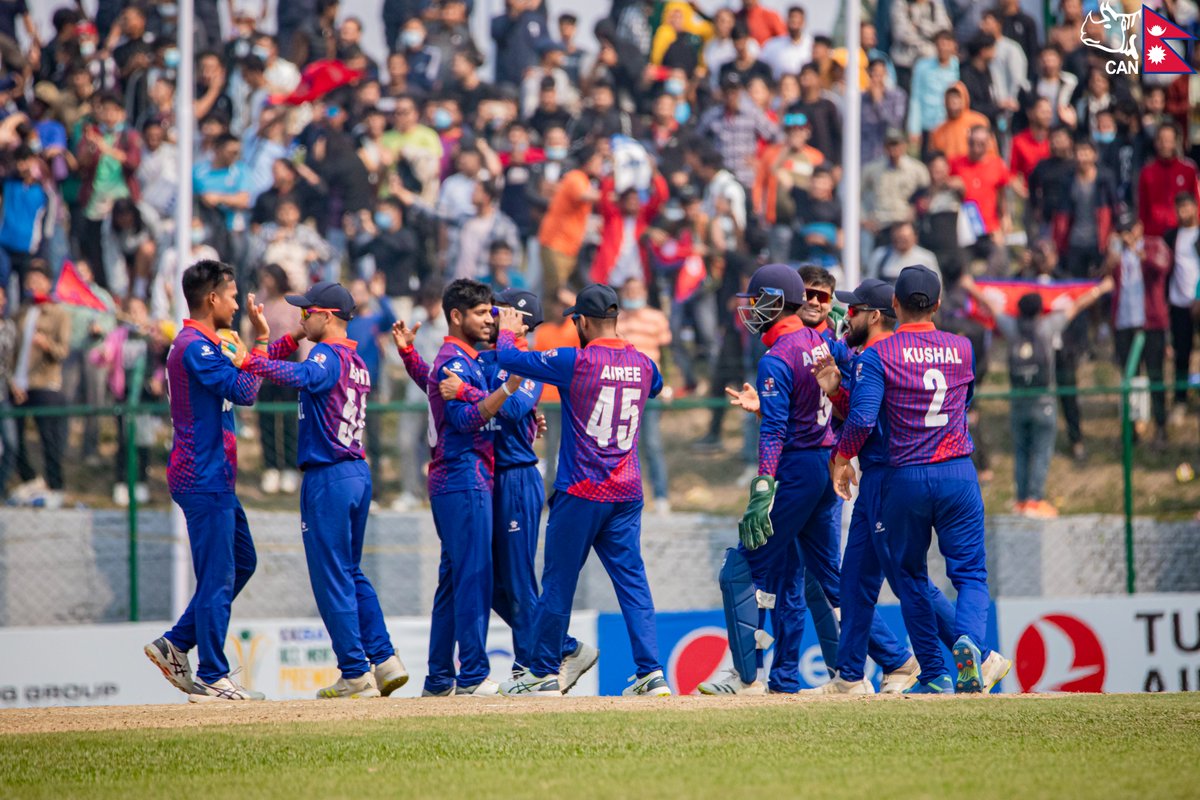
[698,265,910,696]
[833,265,994,693]
[145,259,270,702]
[236,281,407,699]
[495,284,670,698]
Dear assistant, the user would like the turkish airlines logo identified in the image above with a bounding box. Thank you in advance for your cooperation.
[667,627,730,695]
[1014,614,1107,693]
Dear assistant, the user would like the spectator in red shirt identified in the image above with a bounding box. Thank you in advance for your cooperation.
[950,124,1012,274]
[1010,96,1052,191]
[738,0,786,46]
[1138,123,1200,237]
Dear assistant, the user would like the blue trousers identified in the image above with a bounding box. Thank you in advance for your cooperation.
[427,490,493,692]
[529,493,661,678]
[493,465,577,669]
[165,492,257,683]
[881,458,990,681]
[300,460,394,679]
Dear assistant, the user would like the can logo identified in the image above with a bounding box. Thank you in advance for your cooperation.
[666,627,730,696]
[1014,613,1106,693]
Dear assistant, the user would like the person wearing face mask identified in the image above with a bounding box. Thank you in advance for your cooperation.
[150,219,220,321]
[399,18,439,93]
[77,93,143,292]
[253,33,301,97]
[639,91,688,181]
[348,199,422,321]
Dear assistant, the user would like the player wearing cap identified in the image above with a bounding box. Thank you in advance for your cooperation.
[392,279,526,697]
[237,281,407,699]
[145,260,271,702]
[832,265,992,694]
[495,284,671,698]
[698,265,911,696]
[398,289,599,693]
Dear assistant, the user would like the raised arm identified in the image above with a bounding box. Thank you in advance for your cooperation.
[241,344,340,393]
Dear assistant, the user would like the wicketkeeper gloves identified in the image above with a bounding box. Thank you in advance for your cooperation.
[738,475,777,550]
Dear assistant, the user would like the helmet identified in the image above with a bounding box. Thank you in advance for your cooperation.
[736,264,806,335]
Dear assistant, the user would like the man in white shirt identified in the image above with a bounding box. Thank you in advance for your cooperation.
[253,33,301,96]
[759,6,814,81]
[1166,191,1200,420]
[868,221,941,282]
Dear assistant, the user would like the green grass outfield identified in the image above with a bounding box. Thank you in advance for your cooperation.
[2,694,1198,799]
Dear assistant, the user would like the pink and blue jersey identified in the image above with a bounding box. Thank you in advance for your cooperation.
[401,337,495,497]
[756,317,836,477]
[838,322,975,467]
[243,337,370,469]
[478,349,542,470]
[830,332,893,473]
[166,320,262,495]
[495,330,661,503]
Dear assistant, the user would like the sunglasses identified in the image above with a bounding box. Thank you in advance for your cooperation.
[300,306,339,320]
[806,288,832,304]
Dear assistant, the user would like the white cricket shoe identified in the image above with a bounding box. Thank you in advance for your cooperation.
[189,676,266,703]
[372,655,409,697]
[456,678,501,696]
[317,674,380,699]
[144,637,193,694]
[500,670,562,697]
[880,655,921,694]
[697,670,768,696]
[801,675,875,695]
[260,469,281,495]
[623,670,672,697]
[559,641,600,694]
[981,650,1012,692]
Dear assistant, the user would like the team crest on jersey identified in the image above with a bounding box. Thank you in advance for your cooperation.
[312,353,327,366]
[856,362,863,380]
[761,377,776,396]
[522,379,535,392]
[497,369,509,381]
[543,349,557,359]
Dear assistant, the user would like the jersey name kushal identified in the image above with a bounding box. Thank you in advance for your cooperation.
[901,346,965,365]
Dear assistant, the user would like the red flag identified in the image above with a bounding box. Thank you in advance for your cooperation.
[54,259,107,311]
[966,279,1103,330]
[1142,6,1195,74]
[270,60,363,106]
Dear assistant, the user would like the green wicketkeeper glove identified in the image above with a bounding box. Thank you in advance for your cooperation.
[737,475,777,550]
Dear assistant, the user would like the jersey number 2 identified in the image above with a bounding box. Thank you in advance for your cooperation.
[923,368,948,428]
[585,386,641,451]
[338,387,368,447]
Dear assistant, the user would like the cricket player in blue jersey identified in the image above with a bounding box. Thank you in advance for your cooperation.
[699,264,911,696]
[238,281,408,699]
[833,265,994,694]
[396,289,598,693]
[145,260,271,702]
[494,284,671,698]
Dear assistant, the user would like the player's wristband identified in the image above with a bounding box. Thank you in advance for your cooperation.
[502,382,515,396]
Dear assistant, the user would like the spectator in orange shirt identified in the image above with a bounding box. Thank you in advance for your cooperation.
[617,277,672,512]
[928,83,993,160]
[950,124,1013,274]
[537,146,604,297]
[738,0,786,46]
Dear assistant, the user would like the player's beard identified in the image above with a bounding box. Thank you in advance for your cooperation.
[844,320,870,348]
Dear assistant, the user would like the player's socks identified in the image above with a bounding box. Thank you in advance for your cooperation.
[559,641,600,695]
[981,650,1012,692]
[189,675,266,703]
[880,655,921,694]
[952,636,984,693]
[500,670,562,697]
[144,637,193,694]
[372,655,409,697]
[455,678,501,696]
[623,670,672,697]
[800,675,875,695]
[904,675,953,694]
[697,670,768,696]
[317,674,381,699]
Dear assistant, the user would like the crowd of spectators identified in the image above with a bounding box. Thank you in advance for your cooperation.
[0,0,1198,513]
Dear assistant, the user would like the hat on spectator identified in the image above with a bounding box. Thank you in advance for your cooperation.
[884,126,906,144]
[836,278,896,318]
[537,38,565,56]
[286,280,356,321]
[496,288,544,329]
[1115,207,1138,232]
[782,111,810,129]
[894,265,942,309]
[564,283,620,319]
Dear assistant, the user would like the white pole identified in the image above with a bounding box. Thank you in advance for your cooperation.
[172,0,196,620]
[841,0,862,288]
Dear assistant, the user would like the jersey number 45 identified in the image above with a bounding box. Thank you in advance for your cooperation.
[585,386,641,451]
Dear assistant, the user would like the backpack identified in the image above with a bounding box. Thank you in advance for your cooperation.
[1008,318,1052,389]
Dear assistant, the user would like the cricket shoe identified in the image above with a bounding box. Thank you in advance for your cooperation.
[501,670,562,697]
[904,675,954,694]
[188,676,266,703]
[623,670,672,697]
[317,674,381,699]
[800,675,875,695]
[372,655,409,697]
[697,670,768,696]
[981,650,1012,692]
[144,637,193,694]
[456,679,501,696]
[559,641,599,694]
[952,636,984,693]
[421,685,455,697]
[880,655,921,694]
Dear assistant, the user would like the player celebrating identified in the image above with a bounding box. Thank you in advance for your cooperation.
[699,265,911,696]
[237,281,408,699]
[144,260,267,702]
[832,265,992,694]
[494,284,671,698]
